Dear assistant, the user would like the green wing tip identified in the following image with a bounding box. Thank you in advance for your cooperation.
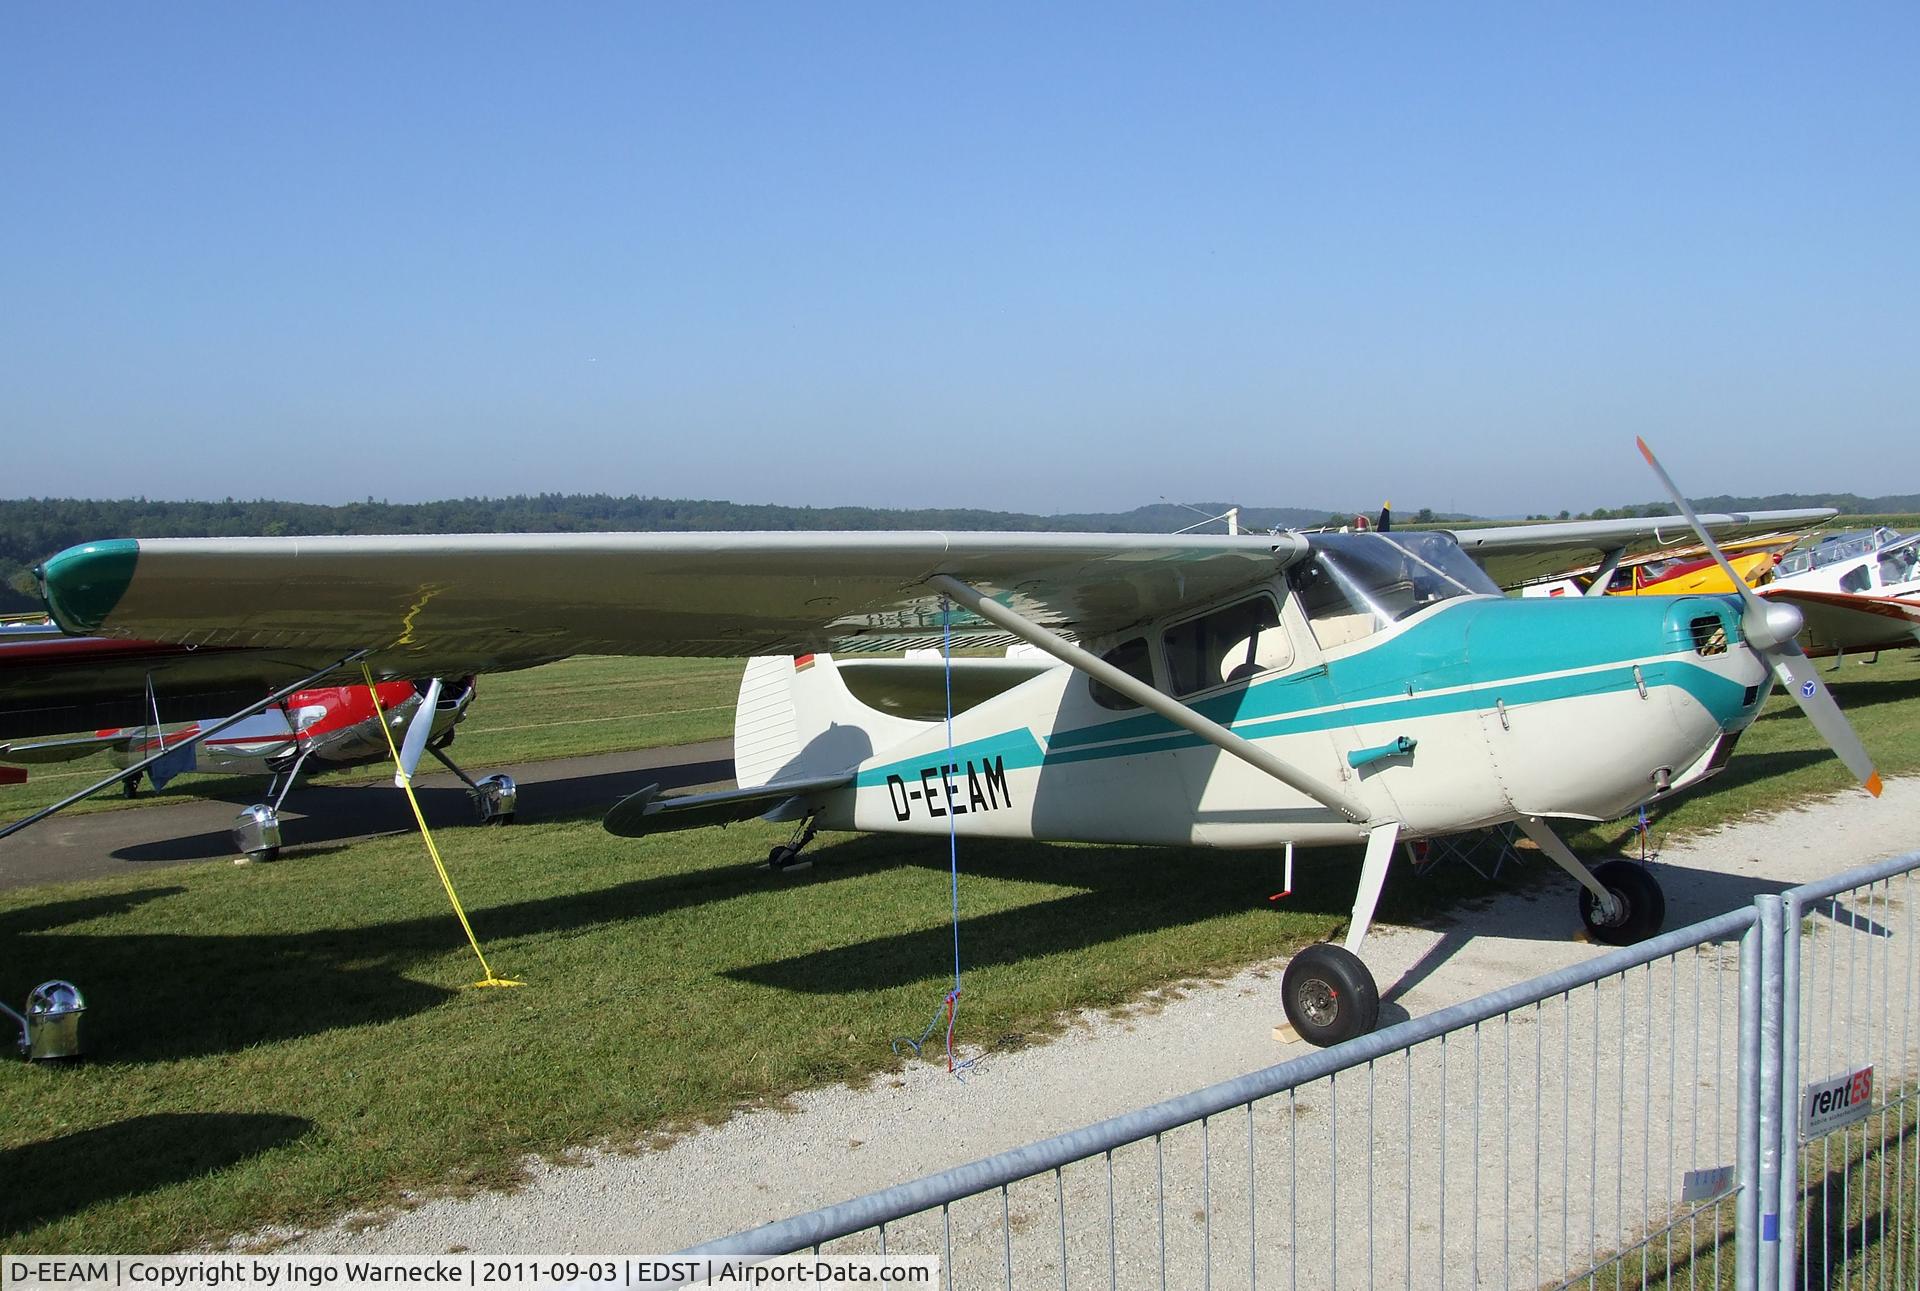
[39,540,140,634]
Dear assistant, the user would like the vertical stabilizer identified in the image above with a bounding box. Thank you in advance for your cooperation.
[732,654,937,789]
[733,657,805,789]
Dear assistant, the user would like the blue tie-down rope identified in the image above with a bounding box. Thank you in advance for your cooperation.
[888,596,975,1080]
[891,986,976,1079]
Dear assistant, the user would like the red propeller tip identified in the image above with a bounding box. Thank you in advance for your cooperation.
[1866,772,1883,798]
[1635,436,1655,463]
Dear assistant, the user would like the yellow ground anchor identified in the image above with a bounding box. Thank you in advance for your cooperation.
[363,665,523,989]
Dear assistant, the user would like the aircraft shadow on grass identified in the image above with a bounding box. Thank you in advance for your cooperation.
[1752,671,1920,721]
[0,831,1418,1060]
[106,756,734,863]
[1664,747,1834,799]
[1,836,930,1062]
[0,886,185,938]
[730,811,1905,1000]
[10,761,1893,1061]
[0,1112,311,1237]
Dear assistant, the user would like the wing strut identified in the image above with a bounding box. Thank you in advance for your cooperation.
[1585,547,1628,598]
[927,575,1371,826]
[0,648,373,842]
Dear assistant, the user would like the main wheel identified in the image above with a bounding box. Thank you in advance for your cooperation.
[763,844,813,873]
[1282,943,1380,1047]
[1578,860,1665,945]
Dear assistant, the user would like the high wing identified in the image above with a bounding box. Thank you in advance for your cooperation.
[35,532,1316,678]
[33,514,1839,674]
[1448,509,1834,588]
[0,623,343,740]
[1756,586,1920,657]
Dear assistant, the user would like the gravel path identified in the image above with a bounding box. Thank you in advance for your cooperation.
[269,781,1920,1284]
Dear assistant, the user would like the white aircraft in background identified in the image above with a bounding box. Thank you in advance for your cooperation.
[28,444,1875,1046]
[1759,527,1920,659]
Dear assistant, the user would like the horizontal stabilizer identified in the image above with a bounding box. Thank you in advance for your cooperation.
[603,773,853,838]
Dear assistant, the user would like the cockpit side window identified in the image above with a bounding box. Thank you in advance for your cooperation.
[1161,595,1290,697]
[1840,564,1872,594]
[1088,636,1155,710]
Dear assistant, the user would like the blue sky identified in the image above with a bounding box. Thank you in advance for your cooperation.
[3,4,1915,517]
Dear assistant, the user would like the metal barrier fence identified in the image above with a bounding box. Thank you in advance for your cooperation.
[680,848,1920,1289]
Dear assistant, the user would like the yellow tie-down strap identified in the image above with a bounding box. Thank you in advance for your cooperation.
[363,664,522,989]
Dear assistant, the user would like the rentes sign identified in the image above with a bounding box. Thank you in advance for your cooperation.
[1802,1065,1874,1140]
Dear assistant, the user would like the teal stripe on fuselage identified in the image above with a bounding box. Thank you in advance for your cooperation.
[854,596,1755,787]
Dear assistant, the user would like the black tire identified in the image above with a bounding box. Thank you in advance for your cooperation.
[766,844,794,869]
[236,846,279,866]
[1282,943,1380,1047]
[1578,860,1665,945]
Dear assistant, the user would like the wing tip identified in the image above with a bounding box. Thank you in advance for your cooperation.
[39,539,141,634]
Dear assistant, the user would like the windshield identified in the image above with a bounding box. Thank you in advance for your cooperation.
[1779,527,1905,576]
[1290,532,1500,646]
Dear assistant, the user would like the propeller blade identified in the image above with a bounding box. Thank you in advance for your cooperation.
[395,677,443,786]
[1768,650,1882,797]
[1634,437,1768,617]
[1636,437,1881,797]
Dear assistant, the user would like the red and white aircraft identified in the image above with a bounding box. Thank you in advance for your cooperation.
[0,625,514,860]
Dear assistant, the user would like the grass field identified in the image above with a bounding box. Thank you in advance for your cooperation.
[1,651,1917,1253]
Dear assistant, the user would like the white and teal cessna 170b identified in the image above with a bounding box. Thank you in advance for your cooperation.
[28,444,1881,1045]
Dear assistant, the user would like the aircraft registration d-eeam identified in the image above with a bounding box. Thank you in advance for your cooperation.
[27,444,1881,1046]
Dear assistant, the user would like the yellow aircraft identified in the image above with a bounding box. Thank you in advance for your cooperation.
[1522,536,1794,599]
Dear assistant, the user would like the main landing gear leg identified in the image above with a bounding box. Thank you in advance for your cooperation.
[1515,815,1666,946]
[765,817,818,873]
[1282,822,1398,1048]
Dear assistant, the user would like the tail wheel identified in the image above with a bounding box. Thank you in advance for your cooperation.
[1282,943,1380,1047]
[1578,860,1666,945]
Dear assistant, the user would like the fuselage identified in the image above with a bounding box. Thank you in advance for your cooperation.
[1769,531,1920,601]
[104,678,475,775]
[824,588,1767,849]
